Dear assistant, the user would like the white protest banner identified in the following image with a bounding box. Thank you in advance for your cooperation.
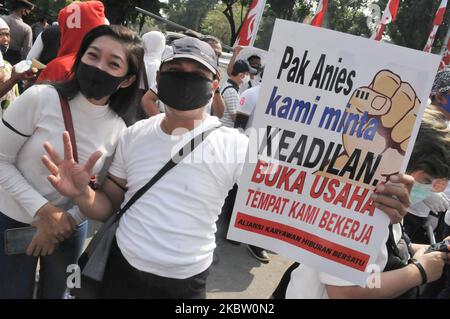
[228,19,441,285]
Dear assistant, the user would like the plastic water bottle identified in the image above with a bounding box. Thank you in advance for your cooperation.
[14,60,32,73]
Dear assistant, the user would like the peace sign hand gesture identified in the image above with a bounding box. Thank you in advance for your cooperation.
[42,132,103,200]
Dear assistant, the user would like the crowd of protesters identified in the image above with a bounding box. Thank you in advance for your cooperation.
[0,0,448,299]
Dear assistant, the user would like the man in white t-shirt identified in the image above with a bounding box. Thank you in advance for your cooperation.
[42,36,248,299]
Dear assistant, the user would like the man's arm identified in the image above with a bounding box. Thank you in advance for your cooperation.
[212,90,225,118]
[326,249,447,299]
[0,67,36,98]
[326,265,422,299]
[73,174,126,222]
[227,46,243,77]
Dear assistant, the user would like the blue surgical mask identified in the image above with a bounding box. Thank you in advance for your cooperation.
[440,93,450,113]
[410,182,433,204]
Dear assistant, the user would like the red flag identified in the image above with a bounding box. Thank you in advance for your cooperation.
[424,0,448,52]
[234,0,267,47]
[310,0,329,27]
[372,0,400,41]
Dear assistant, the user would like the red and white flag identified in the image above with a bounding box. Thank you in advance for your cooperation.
[439,38,450,70]
[234,0,267,47]
[424,0,448,52]
[372,0,400,41]
[310,0,329,27]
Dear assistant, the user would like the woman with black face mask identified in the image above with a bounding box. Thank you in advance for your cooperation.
[0,24,144,299]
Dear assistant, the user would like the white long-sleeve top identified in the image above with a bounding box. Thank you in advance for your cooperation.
[0,85,126,224]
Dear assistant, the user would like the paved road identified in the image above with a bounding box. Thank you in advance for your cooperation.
[207,238,293,299]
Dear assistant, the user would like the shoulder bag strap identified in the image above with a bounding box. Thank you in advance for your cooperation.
[116,124,222,220]
[58,91,78,163]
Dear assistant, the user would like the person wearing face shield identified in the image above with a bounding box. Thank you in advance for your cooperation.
[1,0,33,65]
[405,71,450,243]
[403,107,450,243]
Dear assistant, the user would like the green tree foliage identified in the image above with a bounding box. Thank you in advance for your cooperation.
[200,1,250,45]
[200,2,236,44]
[376,0,450,51]
[20,0,444,53]
[164,0,218,32]
[326,0,371,37]
[255,0,312,49]
[101,0,161,26]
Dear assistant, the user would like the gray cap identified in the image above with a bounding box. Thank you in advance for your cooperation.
[431,70,450,95]
[161,37,218,75]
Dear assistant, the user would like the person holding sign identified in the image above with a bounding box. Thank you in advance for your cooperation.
[283,108,450,299]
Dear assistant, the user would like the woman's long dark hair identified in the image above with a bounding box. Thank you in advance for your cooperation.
[52,25,144,125]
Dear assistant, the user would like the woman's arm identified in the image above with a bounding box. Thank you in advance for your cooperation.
[326,249,447,299]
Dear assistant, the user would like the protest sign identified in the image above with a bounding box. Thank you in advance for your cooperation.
[228,19,441,285]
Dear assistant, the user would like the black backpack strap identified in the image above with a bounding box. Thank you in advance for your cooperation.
[221,85,235,96]
[116,124,222,220]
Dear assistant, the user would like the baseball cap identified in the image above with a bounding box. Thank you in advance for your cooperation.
[0,17,9,30]
[161,37,218,75]
[232,59,252,75]
[431,70,450,95]
[11,0,34,11]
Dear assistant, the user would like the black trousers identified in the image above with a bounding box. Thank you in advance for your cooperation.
[99,239,209,299]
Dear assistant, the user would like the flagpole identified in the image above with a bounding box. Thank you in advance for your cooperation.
[440,22,450,54]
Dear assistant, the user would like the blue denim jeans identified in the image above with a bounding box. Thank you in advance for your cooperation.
[0,212,87,299]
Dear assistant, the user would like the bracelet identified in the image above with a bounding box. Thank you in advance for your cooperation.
[409,258,428,285]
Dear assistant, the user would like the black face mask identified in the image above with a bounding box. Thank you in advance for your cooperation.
[157,71,213,111]
[76,62,128,100]
[0,44,8,55]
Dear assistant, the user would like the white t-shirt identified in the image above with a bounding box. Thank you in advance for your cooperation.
[285,224,402,299]
[110,113,248,279]
[237,85,260,130]
[0,85,126,224]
